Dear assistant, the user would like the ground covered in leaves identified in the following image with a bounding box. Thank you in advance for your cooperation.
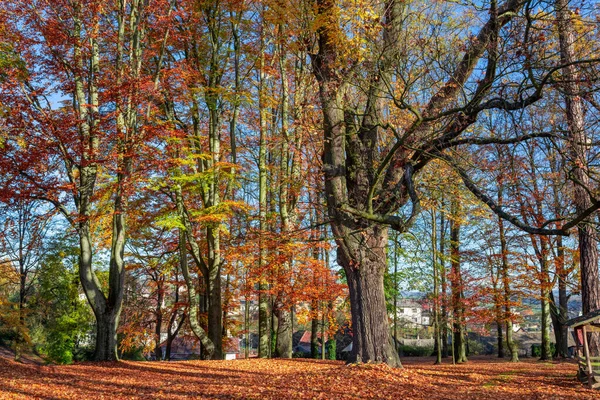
[0,354,596,399]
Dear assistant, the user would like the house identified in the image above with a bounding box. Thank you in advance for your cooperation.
[395,299,432,326]
[293,330,323,355]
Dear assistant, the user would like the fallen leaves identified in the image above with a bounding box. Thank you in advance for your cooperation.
[0,355,596,399]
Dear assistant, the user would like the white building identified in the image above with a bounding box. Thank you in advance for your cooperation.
[395,299,431,326]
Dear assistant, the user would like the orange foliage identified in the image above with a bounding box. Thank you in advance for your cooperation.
[0,356,596,399]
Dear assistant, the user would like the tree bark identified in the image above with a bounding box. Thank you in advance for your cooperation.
[175,223,215,357]
[155,282,164,361]
[311,301,320,359]
[432,211,442,364]
[450,200,467,364]
[93,313,120,362]
[439,205,449,358]
[257,10,270,358]
[497,183,519,362]
[341,226,401,366]
[274,307,292,358]
[555,0,600,336]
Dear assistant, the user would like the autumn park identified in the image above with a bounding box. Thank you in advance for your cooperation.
[4,0,600,398]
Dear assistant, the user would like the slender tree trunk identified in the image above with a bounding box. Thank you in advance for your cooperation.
[492,276,504,358]
[206,227,222,359]
[311,301,320,358]
[165,273,185,362]
[175,224,214,356]
[155,284,164,361]
[244,293,250,358]
[273,32,294,358]
[165,313,184,361]
[439,204,449,358]
[554,234,570,358]
[432,211,442,364]
[550,156,569,359]
[393,233,399,355]
[497,182,519,362]
[450,200,467,364]
[257,14,270,357]
[539,243,552,361]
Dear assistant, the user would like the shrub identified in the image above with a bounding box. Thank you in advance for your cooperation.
[399,344,434,357]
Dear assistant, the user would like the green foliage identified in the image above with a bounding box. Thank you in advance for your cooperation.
[383,270,402,314]
[271,328,277,357]
[467,338,486,356]
[530,343,556,358]
[155,213,186,230]
[119,346,146,361]
[31,240,94,364]
[0,42,27,82]
[399,344,434,357]
[326,339,336,360]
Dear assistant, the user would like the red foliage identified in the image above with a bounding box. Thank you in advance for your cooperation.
[0,356,596,399]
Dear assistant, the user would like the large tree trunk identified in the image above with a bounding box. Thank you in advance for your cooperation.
[311,0,403,367]
[94,312,120,361]
[338,226,401,367]
[79,212,126,362]
[274,307,292,358]
[556,0,600,341]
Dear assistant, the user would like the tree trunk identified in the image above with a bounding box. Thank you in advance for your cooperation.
[556,0,600,354]
[497,321,504,358]
[165,312,185,361]
[556,236,570,358]
[539,248,552,361]
[311,302,320,359]
[432,211,442,364]
[274,307,292,358]
[493,274,504,358]
[450,200,467,364]
[340,226,401,367]
[155,285,164,361]
[439,205,449,358]
[498,184,518,362]
[257,12,270,357]
[206,227,223,359]
[94,312,120,362]
[175,225,214,357]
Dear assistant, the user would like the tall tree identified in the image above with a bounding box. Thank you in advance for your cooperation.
[449,198,467,364]
[0,0,172,360]
[555,0,600,338]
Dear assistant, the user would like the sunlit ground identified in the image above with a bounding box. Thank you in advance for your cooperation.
[0,355,595,399]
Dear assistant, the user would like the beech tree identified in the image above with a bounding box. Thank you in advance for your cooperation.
[0,0,172,360]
